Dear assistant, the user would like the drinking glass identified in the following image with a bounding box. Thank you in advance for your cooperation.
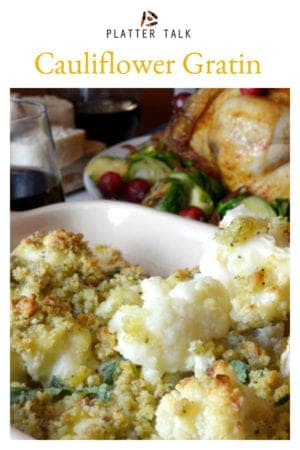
[10,98,65,211]
[50,88,141,146]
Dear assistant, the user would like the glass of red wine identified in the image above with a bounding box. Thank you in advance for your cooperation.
[50,89,141,146]
[10,98,65,211]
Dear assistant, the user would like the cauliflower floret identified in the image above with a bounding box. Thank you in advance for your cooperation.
[11,316,96,386]
[155,360,274,439]
[188,341,217,377]
[252,323,285,353]
[10,225,290,440]
[11,228,129,300]
[199,216,289,330]
[12,228,95,268]
[96,285,142,321]
[109,275,230,382]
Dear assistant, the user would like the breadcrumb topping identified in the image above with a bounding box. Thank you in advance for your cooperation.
[11,225,289,440]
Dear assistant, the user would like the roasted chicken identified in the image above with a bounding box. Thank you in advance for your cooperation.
[164,88,290,201]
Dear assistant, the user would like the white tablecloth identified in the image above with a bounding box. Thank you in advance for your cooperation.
[65,189,94,203]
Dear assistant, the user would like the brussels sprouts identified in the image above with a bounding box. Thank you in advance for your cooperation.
[189,185,214,215]
[129,143,157,162]
[170,172,193,189]
[240,196,277,219]
[130,147,180,169]
[272,198,290,219]
[86,156,129,183]
[217,195,278,220]
[143,178,188,213]
[127,157,171,183]
[187,171,227,202]
[170,172,213,215]
[216,193,250,218]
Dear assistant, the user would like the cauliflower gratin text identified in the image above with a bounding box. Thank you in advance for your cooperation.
[11,215,289,439]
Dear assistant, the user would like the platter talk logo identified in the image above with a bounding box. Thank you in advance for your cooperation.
[140,10,158,27]
[105,10,191,39]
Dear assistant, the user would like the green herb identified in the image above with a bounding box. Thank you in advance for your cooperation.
[229,359,250,384]
[10,384,74,404]
[11,379,113,405]
[11,385,38,404]
[102,361,117,385]
[50,375,65,388]
[84,384,112,403]
[46,386,75,400]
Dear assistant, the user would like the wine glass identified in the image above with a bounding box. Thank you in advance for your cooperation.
[50,88,141,146]
[10,98,65,211]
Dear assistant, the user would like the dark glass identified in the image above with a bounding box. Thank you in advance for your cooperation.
[11,167,64,211]
[11,98,65,211]
[75,97,140,145]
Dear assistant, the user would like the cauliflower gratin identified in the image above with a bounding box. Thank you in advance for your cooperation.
[10,214,290,440]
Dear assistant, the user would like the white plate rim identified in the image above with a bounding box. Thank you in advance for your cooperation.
[83,134,151,199]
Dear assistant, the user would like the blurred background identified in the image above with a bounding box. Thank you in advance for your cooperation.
[11,88,175,138]
[10,88,185,205]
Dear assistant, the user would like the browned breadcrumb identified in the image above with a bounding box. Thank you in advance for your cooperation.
[11,228,289,440]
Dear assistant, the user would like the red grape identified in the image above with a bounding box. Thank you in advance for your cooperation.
[171,92,191,113]
[179,206,205,220]
[98,172,124,199]
[124,178,151,203]
[240,88,265,96]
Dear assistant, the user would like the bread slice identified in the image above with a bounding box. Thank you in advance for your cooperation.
[84,139,106,157]
[21,95,75,128]
[51,126,86,168]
